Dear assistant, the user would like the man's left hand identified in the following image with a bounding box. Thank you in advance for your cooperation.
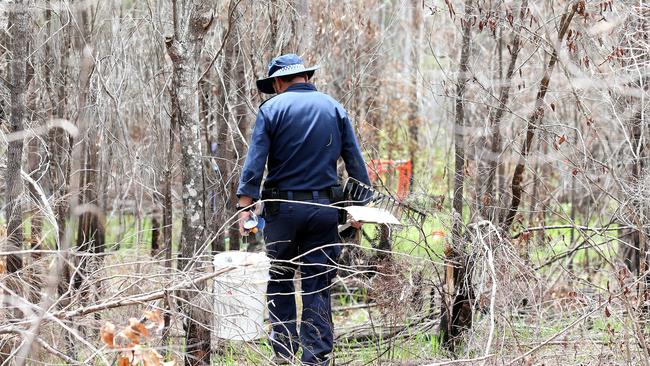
[349,219,363,229]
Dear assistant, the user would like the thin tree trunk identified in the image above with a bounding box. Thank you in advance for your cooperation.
[0,3,29,361]
[164,113,176,264]
[568,108,579,277]
[219,5,250,252]
[47,6,73,302]
[502,2,579,230]
[5,0,30,276]
[620,110,645,275]
[73,28,106,303]
[483,0,529,222]
[198,63,217,254]
[167,3,212,271]
[27,139,43,260]
[151,214,161,256]
[212,3,242,253]
[214,82,228,252]
[440,0,473,350]
[166,1,215,363]
[228,31,249,252]
[630,110,646,295]
[161,109,176,339]
[407,0,422,192]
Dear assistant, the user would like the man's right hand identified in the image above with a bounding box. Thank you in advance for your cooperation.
[237,196,254,236]
[238,210,253,236]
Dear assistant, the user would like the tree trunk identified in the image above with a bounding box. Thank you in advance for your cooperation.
[621,110,646,277]
[164,113,176,264]
[5,0,30,275]
[0,3,29,361]
[227,30,250,251]
[151,214,161,256]
[198,63,217,254]
[407,0,422,192]
[166,1,215,363]
[440,0,473,351]
[482,0,529,222]
[160,107,176,339]
[72,15,106,303]
[44,5,74,309]
[27,136,44,260]
[218,4,250,252]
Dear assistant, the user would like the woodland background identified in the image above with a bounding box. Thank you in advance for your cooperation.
[0,0,648,365]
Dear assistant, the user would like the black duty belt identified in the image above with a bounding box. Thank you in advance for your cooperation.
[261,188,332,201]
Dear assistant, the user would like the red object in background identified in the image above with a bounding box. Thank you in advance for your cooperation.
[367,160,413,200]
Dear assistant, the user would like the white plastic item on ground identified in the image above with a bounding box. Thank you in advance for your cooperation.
[213,251,271,341]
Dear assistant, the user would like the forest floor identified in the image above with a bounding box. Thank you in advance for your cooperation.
[16,215,642,365]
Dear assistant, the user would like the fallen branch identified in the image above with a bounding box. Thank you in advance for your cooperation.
[335,324,407,345]
[332,302,377,313]
[53,265,237,319]
[513,224,632,239]
[34,336,81,365]
[335,319,438,346]
[0,265,239,339]
[421,354,495,366]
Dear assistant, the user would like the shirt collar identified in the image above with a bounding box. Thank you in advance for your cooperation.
[285,82,317,92]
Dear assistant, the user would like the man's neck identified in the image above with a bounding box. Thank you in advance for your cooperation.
[277,78,309,93]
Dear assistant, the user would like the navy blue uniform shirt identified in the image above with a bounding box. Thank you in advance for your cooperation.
[237,83,370,199]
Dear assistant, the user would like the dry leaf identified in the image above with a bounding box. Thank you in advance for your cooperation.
[121,318,148,345]
[144,310,164,331]
[113,331,133,348]
[117,356,130,366]
[141,348,166,366]
[131,319,149,338]
[121,329,138,346]
[100,322,116,348]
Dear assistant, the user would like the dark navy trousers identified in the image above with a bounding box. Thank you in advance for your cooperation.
[263,195,340,365]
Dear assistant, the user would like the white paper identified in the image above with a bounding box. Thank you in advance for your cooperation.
[343,206,401,225]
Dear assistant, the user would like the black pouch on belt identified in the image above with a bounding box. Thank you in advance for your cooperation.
[262,188,280,216]
[330,185,345,204]
[330,185,348,224]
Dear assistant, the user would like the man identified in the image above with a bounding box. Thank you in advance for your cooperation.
[236,54,370,365]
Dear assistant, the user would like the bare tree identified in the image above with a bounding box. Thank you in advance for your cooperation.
[166,0,215,364]
[439,0,474,350]
[73,12,106,299]
[5,0,30,276]
[480,0,529,222]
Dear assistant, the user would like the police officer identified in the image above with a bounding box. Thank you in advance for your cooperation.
[237,54,370,365]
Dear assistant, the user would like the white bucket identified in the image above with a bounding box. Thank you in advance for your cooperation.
[213,251,271,341]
